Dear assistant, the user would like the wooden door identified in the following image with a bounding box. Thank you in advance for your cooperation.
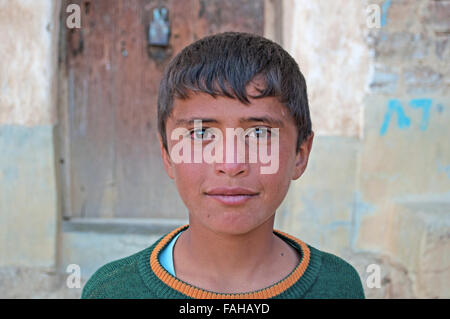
[58,0,265,219]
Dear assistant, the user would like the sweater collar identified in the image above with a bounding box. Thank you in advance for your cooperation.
[138,224,322,299]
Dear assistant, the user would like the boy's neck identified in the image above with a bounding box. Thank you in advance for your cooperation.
[173,217,300,293]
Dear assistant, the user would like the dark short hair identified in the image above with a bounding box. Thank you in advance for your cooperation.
[157,31,312,153]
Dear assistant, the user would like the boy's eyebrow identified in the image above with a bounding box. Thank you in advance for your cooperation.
[174,118,219,126]
[173,116,284,127]
[239,116,284,127]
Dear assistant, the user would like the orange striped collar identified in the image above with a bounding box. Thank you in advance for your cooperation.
[149,224,311,299]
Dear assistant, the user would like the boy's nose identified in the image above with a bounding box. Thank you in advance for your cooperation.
[213,136,249,177]
[214,161,249,177]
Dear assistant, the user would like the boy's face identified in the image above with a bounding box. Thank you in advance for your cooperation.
[159,82,314,235]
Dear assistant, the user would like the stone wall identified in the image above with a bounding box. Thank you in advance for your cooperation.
[0,0,61,269]
[0,0,66,298]
[276,0,450,298]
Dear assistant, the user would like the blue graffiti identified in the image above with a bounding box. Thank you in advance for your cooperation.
[409,98,432,131]
[380,98,437,136]
[437,159,450,179]
[381,0,392,27]
[351,192,376,251]
[380,99,411,136]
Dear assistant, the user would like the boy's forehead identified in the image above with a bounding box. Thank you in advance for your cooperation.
[169,92,292,126]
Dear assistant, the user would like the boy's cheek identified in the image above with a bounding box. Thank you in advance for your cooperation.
[259,170,289,193]
[172,163,205,185]
[160,147,175,179]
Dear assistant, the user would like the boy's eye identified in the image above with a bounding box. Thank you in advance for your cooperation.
[189,128,215,141]
[246,127,271,139]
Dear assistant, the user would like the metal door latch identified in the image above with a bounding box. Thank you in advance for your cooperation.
[148,7,170,47]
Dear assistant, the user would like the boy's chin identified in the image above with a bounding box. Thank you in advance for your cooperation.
[197,215,268,236]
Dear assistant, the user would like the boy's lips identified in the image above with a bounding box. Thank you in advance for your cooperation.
[204,187,259,205]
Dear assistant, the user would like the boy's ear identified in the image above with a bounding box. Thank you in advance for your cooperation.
[158,134,175,180]
[292,131,314,180]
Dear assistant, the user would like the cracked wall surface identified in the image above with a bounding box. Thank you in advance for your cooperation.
[277,0,449,298]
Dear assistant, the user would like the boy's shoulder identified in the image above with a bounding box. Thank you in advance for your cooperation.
[81,245,155,299]
[306,245,365,299]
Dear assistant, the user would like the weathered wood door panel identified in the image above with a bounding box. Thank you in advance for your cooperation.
[61,0,264,218]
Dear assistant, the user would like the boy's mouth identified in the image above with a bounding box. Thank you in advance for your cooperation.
[204,187,259,205]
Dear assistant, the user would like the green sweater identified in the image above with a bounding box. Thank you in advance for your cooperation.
[81,225,365,299]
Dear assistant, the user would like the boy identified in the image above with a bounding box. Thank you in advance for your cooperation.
[81,32,365,299]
